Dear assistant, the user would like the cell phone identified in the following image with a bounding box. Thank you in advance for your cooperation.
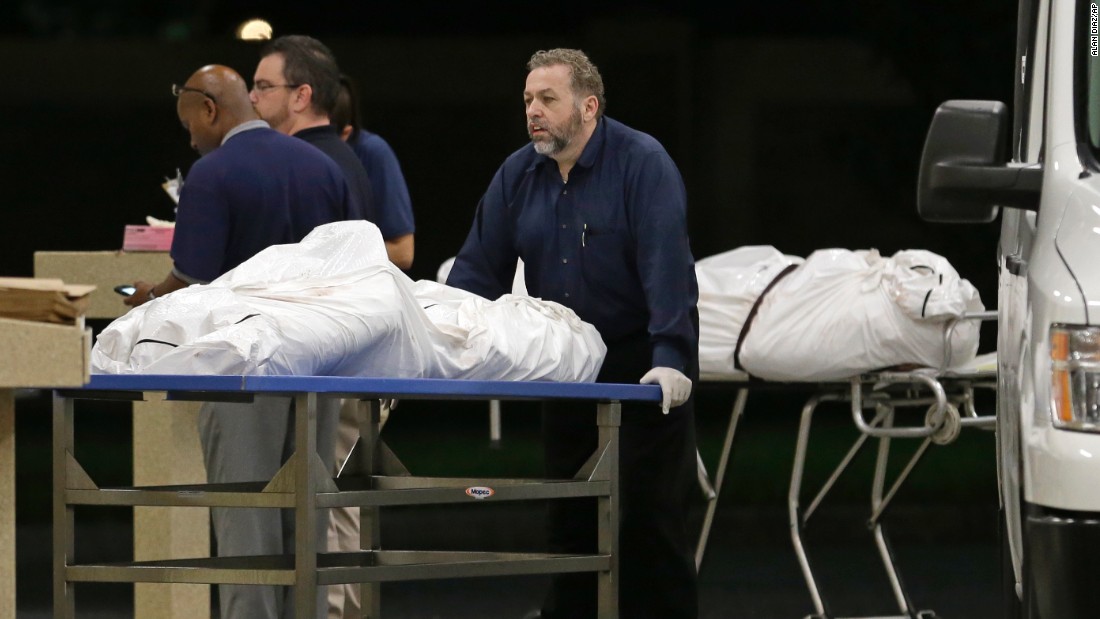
[114,284,137,296]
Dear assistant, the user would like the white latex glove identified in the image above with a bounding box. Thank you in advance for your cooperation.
[639,367,692,414]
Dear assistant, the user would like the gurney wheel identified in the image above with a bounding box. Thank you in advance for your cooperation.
[924,402,961,445]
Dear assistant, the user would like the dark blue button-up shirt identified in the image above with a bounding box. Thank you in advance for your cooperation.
[447,117,698,373]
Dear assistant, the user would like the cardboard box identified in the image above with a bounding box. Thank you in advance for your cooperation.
[123,225,174,252]
[0,278,94,324]
[35,251,174,319]
[0,316,90,387]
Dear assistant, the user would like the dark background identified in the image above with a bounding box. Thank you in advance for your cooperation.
[4,1,1012,617]
[0,1,1014,303]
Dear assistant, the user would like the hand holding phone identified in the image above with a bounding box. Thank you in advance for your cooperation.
[114,284,137,296]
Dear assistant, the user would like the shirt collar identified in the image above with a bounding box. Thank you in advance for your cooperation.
[222,119,270,145]
[574,117,605,170]
[292,125,340,139]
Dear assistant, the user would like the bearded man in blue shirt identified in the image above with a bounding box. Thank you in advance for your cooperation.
[447,48,700,619]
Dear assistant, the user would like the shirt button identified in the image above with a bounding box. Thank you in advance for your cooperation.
[561,258,568,264]
[561,224,567,229]
[564,292,570,298]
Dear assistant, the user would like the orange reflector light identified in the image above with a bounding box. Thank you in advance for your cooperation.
[1054,370,1074,423]
[1052,329,1073,423]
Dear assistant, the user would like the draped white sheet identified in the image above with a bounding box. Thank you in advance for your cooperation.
[92,221,606,382]
[697,246,984,381]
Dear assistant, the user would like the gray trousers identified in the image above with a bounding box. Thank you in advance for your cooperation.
[199,395,339,619]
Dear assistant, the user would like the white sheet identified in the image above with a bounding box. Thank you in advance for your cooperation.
[697,247,984,381]
[92,221,605,382]
[695,246,804,376]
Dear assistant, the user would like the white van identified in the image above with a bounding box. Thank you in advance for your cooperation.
[918,0,1100,616]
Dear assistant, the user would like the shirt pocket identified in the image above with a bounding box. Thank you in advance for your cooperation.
[579,217,634,296]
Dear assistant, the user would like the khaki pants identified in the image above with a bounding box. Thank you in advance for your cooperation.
[327,399,390,619]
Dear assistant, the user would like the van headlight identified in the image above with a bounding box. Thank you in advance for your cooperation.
[1051,325,1100,431]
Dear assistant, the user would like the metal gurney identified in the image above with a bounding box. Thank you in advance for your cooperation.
[51,374,658,619]
[693,350,997,619]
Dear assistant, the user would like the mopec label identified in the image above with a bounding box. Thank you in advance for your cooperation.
[465,486,495,499]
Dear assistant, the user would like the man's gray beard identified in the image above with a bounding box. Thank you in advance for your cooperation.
[532,136,566,156]
[530,107,582,156]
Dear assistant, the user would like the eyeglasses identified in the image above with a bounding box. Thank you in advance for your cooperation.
[251,81,301,94]
[171,83,217,104]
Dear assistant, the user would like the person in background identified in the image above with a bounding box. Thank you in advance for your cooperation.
[324,73,417,619]
[127,64,357,619]
[250,34,376,224]
[125,62,359,304]
[331,74,415,270]
[446,48,700,619]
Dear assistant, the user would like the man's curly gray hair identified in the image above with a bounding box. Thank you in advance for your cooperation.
[527,48,606,118]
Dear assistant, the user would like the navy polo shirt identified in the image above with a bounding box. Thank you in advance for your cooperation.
[294,125,375,224]
[447,117,698,372]
[171,125,361,283]
[349,130,415,240]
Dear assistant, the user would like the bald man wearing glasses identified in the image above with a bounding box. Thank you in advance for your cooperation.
[126,64,362,306]
[125,64,362,619]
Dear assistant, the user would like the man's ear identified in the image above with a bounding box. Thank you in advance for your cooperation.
[582,95,599,122]
[339,125,353,141]
[290,84,313,114]
[201,98,218,124]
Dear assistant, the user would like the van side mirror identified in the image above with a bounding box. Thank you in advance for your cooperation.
[918,100,1041,222]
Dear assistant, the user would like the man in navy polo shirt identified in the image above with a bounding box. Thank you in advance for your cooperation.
[126,64,361,301]
[125,64,360,619]
[249,35,378,235]
[447,49,700,619]
[332,74,416,270]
